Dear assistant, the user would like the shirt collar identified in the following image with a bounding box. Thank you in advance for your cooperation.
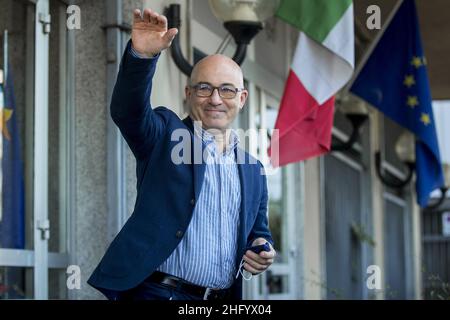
[192,120,240,156]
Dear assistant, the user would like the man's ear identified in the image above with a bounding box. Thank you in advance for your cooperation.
[239,89,249,108]
[185,85,190,99]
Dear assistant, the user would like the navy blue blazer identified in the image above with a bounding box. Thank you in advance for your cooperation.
[87,42,273,300]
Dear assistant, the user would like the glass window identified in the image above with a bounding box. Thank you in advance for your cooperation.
[0,267,33,299]
[49,268,67,299]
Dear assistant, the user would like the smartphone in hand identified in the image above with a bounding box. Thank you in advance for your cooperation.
[245,242,271,254]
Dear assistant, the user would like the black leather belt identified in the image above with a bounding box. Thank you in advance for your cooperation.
[147,271,230,300]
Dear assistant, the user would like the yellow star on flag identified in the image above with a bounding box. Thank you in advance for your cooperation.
[406,96,419,108]
[411,56,423,68]
[420,113,431,126]
[0,108,14,140]
[403,75,416,88]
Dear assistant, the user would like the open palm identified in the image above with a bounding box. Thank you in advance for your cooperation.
[131,9,178,57]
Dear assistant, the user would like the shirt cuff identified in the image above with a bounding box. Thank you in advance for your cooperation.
[129,45,158,59]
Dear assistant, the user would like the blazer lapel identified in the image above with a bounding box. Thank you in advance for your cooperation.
[236,147,249,266]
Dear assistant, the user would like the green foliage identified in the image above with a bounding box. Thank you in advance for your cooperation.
[427,274,450,300]
[350,222,376,247]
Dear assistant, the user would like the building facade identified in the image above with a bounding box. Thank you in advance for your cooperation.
[1,0,448,300]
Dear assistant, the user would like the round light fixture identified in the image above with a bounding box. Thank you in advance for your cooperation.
[395,132,415,164]
[208,0,280,23]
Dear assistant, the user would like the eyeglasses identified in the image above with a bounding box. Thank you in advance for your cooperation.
[190,83,244,99]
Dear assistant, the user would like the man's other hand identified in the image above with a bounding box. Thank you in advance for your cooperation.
[131,8,178,58]
[243,238,276,275]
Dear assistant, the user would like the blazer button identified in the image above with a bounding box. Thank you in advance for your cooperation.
[176,230,184,238]
[190,198,195,205]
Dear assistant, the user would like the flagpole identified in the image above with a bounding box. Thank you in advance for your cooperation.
[343,0,404,92]
[4,30,8,82]
[0,29,7,222]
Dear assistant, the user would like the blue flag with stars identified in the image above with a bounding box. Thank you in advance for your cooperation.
[350,0,444,207]
[0,66,25,249]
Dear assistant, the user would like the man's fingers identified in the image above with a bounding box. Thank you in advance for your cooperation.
[149,11,160,25]
[136,8,168,30]
[243,256,267,271]
[133,9,142,23]
[244,262,265,275]
[244,263,258,274]
[245,250,272,264]
[157,15,168,27]
[163,28,178,45]
[143,8,152,22]
[245,250,266,264]
[261,250,276,259]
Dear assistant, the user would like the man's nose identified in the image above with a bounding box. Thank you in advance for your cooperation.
[209,88,223,105]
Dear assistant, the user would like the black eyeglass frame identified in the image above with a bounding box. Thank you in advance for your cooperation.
[189,83,245,99]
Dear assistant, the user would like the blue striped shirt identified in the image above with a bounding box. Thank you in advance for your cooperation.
[157,123,241,289]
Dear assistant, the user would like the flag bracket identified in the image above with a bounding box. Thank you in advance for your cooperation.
[331,114,368,152]
[375,151,414,190]
[424,187,448,211]
[331,94,369,152]
[424,164,450,211]
[164,3,265,76]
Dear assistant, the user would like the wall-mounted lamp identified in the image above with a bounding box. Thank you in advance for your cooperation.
[165,0,280,76]
[331,95,369,152]
[376,132,449,208]
[426,164,450,210]
[375,131,415,189]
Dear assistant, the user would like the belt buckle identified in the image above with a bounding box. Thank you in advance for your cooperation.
[203,288,212,300]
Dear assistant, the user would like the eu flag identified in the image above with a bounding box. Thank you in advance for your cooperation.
[0,67,25,249]
[350,0,444,207]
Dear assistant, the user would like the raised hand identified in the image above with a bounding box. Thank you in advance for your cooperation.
[131,8,178,58]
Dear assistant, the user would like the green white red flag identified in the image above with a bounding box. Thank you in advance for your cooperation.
[270,0,355,166]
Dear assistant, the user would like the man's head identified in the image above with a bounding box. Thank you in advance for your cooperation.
[185,54,248,131]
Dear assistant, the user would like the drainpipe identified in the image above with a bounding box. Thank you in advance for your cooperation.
[104,0,131,242]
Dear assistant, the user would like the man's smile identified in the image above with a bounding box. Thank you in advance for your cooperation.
[204,108,226,115]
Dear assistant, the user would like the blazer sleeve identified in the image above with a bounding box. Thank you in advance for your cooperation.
[246,163,275,248]
[110,40,167,160]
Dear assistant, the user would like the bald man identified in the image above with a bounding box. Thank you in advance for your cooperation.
[87,8,275,301]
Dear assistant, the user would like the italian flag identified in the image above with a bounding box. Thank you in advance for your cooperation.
[269,0,354,167]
